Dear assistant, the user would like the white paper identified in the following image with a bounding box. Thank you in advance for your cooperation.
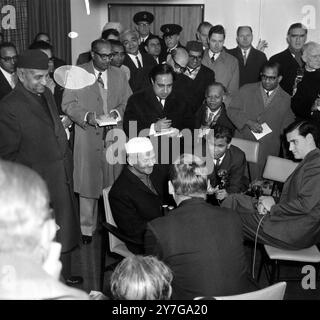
[154,127,179,137]
[251,123,272,140]
[96,114,119,127]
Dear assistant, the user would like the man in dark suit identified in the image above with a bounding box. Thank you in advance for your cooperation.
[145,153,256,300]
[0,42,17,100]
[223,121,320,250]
[195,82,235,133]
[269,23,307,96]
[184,40,215,113]
[121,29,157,92]
[228,26,267,88]
[124,63,194,137]
[0,49,82,285]
[144,35,165,64]
[205,126,249,204]
[109,137,168,254]
[134,11,155,53]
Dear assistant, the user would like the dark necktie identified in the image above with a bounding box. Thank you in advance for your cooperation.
[136,56,142,68]
[211,54,215,63]
[97,72,104,88]
[266,91,271,97]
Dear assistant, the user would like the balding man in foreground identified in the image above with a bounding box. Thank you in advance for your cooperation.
[0,160,89,300]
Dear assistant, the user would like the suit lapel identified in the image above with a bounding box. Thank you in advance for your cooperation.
[146,88,163,117]
[125,166,157,195]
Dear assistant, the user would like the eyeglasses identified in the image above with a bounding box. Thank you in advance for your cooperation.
[0,55,17,62]
[189,54,202,60]
[172,57,187,73]
[261,74,278,81]
[93,51,114,60]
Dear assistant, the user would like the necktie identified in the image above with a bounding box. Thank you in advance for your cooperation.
[243,50,247,65]
[11,73,17,88]
[211,54,215,63]
[216,158,221,168]
[136,56,142,68]
[97,72,104,88]
[266,91,270,97]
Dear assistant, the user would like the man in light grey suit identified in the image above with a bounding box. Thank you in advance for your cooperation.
[62,39,132,244]
[227,61,295,180]
[202,25,239,99]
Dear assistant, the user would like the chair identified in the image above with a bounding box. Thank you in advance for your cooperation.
[100,186,136,289]
[194,282,287,300]
[258,156,320,284]
[230,137,259,182]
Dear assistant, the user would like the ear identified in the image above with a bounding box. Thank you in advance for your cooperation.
[227,143,231,149]
[16,69,24,83]
[90,50,94,60]
[278,75,283,83]
[306,132,315,145]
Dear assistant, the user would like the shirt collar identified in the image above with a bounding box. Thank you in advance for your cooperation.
[0,66,15,88]
[214,153,226,165]
[209,49,221,60]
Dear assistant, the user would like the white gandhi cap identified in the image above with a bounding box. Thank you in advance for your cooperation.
[125,137,153,154]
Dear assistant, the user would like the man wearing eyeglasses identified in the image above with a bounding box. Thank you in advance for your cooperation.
[184,40,215,113]
[121,29,157,92]
[0,42,17,100]
[227,61,295,180]
[62,39,132,244]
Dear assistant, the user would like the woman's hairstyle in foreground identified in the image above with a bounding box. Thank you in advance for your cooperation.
[110,255,173,300]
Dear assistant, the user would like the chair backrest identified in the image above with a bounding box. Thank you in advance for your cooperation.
[194,282,287,300]
[263,156,299,183]
[231,137,259,163]
[102,187,134,258]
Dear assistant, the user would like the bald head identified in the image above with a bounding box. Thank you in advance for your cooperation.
[168,47,189,73]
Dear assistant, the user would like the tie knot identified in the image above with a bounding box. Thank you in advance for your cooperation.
[97,72,104,88]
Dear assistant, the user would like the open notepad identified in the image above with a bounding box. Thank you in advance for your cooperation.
[154,127,179,137]
[251,123,272,140]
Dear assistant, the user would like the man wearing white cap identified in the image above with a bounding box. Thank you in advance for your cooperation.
[109,137,168,254]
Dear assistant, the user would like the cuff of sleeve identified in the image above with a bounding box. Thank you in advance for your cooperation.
[109,109,121,121]
[149,123,156,136]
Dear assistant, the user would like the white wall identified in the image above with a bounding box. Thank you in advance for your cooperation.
[70,0,320,64]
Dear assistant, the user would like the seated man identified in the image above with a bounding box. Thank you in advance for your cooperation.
[195,82,235,133]
[0,160,88,300]
[205,126,249,204]
[145,154,257,300]
[110,255,173,300]
[222,120,320,250]
[109,137,168,254]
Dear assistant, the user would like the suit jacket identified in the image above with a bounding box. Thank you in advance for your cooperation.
[0,83,80,252]
[270,48,304,96]
[291,69,320,123]
[0,70,13,101]
[0,254,89,300]
[202,49,239,97]
[228,46,267,88]
[185,65,215,113]
[145,197,255,299]
[109,165,168,253]
[195,102,235,133]
[62,62,132,198]
[227,82,295,180]
[76,51,91,65]
[263,149,320,248]
[207,145,249,194]
[123,85,194,137]
[123,51,157,92]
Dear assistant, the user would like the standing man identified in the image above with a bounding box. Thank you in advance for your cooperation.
[0,49,81,285]
[196,21,213,50]
[228,26,267,88]
[133,11,154,52]
[62,39,132,244]
[121,29,157,92]
[184,40,215,113]
[160,24,184,60]
[109,39,131,81]
[144,35,164,64]
[0,42,17,100]
[145,154,256,299]
[227,61,295,180]
[202,25,239,99]
[270,23,308,96]
[291,41,320,125]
